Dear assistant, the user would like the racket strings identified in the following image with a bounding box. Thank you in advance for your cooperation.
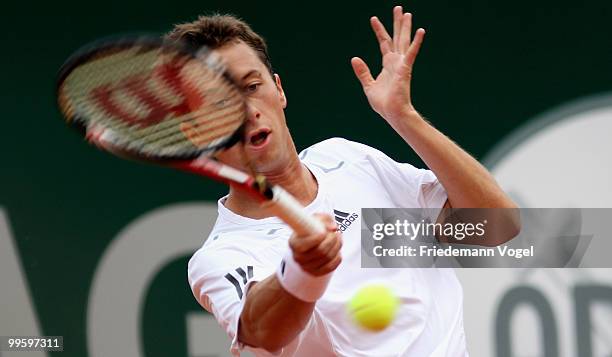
[77,93,243,151]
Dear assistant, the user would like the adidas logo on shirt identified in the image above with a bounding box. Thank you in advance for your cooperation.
[334,209,359,232]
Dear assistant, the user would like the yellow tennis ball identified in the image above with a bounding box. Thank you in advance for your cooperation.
[347,284,399,331]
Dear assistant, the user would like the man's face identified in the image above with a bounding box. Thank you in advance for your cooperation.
[213,41,294,174]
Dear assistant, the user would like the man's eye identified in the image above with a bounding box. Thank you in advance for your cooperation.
[245,83,260,93]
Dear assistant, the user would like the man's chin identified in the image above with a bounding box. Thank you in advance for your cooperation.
[248,150,290,175]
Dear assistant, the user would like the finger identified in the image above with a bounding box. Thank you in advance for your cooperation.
[403,28,426,71]
[294,231,342,264]
[301,243,342,275]
[313,213,337,232]
[312,254,342,276]
[392,5,403,52]
[370,16,392,56]
[289,231,324,254]
[350,57,375,89]
[400,13,413,54]
[289,213,337,253]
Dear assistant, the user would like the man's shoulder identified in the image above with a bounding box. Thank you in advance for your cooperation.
[300,137,385,164]
[198,223,290,258]
[191,230,280,266]
[189,227,287,280]
[203,224,287,248]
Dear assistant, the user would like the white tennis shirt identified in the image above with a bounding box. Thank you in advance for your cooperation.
[188,138,469,356]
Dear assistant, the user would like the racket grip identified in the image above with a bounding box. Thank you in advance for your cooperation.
[263,186,326,236]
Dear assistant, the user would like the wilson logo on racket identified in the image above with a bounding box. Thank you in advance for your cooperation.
[89,58,198,128]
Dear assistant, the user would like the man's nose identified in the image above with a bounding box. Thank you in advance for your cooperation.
[245,101,261,122]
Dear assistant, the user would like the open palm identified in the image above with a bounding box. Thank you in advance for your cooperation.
[351,6,425,127]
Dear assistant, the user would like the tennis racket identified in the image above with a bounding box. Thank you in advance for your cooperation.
[56,35,323,236]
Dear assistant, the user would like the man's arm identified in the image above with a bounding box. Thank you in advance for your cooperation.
[351,7,519,243]
[238,214,342,352]
[402,114,520,245]
[238,276,314,351]
[393,112,515,210]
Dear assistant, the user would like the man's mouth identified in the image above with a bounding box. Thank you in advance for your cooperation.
[247,128,272,148]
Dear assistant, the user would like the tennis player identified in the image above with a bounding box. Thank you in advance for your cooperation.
[170,7,518,356]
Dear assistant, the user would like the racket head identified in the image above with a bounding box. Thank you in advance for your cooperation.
[56,34,247,162]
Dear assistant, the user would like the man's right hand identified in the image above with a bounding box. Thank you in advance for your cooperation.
[289,213,343,276]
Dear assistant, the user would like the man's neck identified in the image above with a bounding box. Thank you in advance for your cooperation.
[224,157,318,219]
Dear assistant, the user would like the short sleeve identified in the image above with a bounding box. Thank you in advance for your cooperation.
[188,246,281,356]
[348,140,448,209]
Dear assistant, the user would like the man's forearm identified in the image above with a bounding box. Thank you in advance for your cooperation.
[393,110,516,209]
[392,110,520,245]
[238,275,314,352]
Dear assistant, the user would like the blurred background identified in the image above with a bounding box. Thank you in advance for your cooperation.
[1,0,611,356]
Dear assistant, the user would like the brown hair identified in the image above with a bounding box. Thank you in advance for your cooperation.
[165,14,273,76]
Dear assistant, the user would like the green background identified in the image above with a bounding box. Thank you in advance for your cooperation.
[1,0,611,356]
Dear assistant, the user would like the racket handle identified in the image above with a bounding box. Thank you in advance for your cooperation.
[263,186,326,236]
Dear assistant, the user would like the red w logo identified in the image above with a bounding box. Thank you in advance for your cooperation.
[89,56,203,128]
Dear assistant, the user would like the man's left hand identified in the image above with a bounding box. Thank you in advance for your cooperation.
[351,6,425,127]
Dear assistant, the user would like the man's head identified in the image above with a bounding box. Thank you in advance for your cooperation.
[165,14,273,77]
[166,15,298,174]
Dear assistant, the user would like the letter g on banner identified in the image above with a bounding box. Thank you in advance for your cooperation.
[87,203,220,357]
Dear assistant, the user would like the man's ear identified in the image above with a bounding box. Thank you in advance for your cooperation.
[179,121,203,148]
[274,73,287,109]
